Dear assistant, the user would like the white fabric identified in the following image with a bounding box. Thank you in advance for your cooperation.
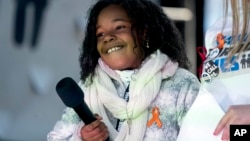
[115,69,133,94]
[47,121,81,141]
[83,50,172,141]
[177,86,224,141]
[115,70,134,85]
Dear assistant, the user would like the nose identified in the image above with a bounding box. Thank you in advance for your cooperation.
[103,34,116,43]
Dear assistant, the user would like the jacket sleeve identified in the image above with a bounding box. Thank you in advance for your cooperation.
[47,107,83,141]
[175,68,201,125]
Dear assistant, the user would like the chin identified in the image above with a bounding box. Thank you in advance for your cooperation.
[109,63,138,70]
[103,59,140,70]
[110,65,128,70]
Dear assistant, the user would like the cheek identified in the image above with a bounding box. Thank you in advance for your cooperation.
[132,46,144,59]
[96,44,102,54]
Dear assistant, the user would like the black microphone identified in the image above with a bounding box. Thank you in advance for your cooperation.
[55,77,96,124]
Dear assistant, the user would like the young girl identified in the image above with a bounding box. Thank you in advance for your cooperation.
[47,0,200,140]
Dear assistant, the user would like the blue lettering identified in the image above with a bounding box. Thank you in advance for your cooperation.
[224,36,232,45]
[223,34,249,46]
[214,59,219,66]
[220,58,230,72]
[213,57,239,73]
[230,56,239,71]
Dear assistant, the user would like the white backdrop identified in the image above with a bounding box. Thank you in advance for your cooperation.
[0,0,93,140]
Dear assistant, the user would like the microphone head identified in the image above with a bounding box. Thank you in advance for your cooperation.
[56,77,83,107]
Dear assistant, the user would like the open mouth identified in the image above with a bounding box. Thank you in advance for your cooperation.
[107,46,123,54]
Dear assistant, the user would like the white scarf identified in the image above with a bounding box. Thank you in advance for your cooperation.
[82,50,178,141]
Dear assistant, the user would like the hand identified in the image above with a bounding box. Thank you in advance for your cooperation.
[213,104,250,140]
[80,114,109,141]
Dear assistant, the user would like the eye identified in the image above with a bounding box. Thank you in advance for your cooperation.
[96,32,104,38]
[116,25,126,30]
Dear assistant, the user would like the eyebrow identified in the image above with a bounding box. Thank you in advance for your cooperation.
[96,18,130,30]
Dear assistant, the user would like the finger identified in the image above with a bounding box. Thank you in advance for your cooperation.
[93,113,103,120]
[214,109,233,135]
[92,131,108,141]
[91,123,109,141]
[81,121,107,140]
[221,123,230,140]
[95,115,103,120]
[94,113,100,117]
[103,132,109,141]
[85,119,102,131]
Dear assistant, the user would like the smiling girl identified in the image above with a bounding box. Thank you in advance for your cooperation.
[47,0,200,140]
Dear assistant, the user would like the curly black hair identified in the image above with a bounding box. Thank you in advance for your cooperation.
[79,0,190,84]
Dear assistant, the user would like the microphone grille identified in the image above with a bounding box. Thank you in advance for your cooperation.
[56,77,83,107]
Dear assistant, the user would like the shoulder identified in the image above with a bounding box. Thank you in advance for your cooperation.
[172,68,200,84]
[160,68,200,96]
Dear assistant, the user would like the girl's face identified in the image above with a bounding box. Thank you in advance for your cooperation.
[96,5,144,70]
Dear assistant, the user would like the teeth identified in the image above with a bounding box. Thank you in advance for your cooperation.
[107,46,122,54]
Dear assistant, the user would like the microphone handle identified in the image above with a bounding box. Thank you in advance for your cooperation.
[74,102,96,125]
[74,102,110,141]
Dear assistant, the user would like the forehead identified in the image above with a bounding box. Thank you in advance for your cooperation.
[97,4,130,24]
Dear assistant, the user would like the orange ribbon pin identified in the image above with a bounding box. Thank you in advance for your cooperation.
[147,106,162,128]
[216,33,225,50]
